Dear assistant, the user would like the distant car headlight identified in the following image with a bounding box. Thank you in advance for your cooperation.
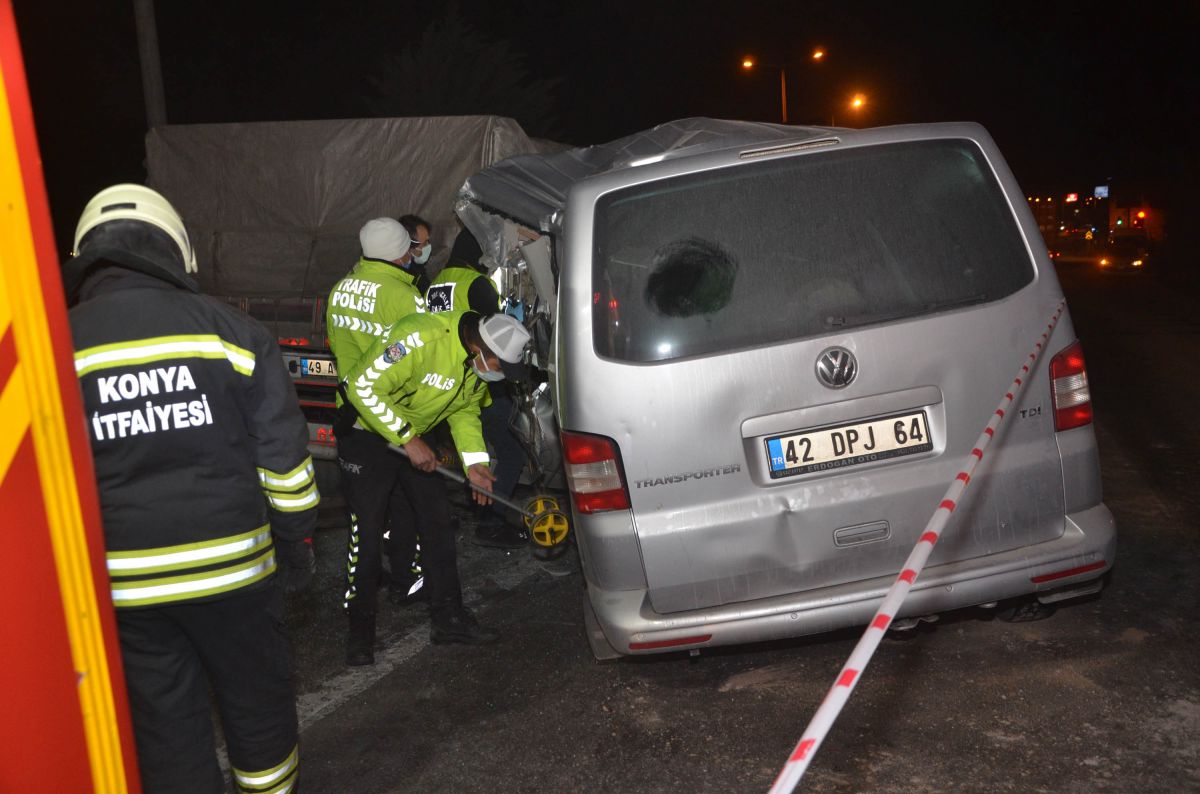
[1132,259,1143,267]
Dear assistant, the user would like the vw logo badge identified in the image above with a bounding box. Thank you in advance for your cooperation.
[816,347,857,389]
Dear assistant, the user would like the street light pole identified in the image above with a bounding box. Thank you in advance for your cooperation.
[132,0,167,130]
[742,49,826,126]
[780,68,788,124]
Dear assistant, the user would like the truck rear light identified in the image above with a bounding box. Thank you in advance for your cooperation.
[560,430,631,514]
[1049,340,1093,431]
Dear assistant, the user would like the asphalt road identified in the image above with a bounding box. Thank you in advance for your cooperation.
[283,258,1199,793]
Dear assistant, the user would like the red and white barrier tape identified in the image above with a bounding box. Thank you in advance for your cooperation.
[768,300,1067,793]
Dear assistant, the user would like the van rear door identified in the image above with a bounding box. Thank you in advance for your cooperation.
[575,135,1068,614]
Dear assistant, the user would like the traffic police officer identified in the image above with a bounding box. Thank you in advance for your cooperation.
[328,218,454,663]
[342,308,530,649]
[64,184,317,794]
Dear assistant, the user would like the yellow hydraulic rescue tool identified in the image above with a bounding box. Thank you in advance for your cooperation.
[389,444,571,558]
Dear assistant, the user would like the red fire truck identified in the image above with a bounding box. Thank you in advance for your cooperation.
[0,4,140,789]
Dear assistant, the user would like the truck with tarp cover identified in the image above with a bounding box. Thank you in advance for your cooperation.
[143,115,559,492]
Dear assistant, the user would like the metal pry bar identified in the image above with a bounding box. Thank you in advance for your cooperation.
[387,443,537,519]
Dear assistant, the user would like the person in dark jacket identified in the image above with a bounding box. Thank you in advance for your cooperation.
[64,184,317,794]
[426,227,531,548]
[398,212,434,293]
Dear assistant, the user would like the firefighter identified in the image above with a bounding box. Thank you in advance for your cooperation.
[63,184,317,794]
[341,308,531,657]
[425,228,531,549]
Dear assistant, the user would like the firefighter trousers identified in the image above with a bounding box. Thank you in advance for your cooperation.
[115,586,299,794]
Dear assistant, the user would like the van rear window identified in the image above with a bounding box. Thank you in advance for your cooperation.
[592,139,1033,362]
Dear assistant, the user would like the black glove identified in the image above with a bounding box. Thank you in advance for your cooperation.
[276,539,315,595]
[332,397,358,437]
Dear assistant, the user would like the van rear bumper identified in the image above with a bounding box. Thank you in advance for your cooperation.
[587,503,1116,656]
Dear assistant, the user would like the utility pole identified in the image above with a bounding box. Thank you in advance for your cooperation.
[779,68,788,124]
[132,0,167,129]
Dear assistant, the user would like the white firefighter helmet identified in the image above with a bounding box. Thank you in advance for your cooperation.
[72,184,196,273]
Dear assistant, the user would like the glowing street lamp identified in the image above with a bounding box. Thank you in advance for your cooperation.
[740,49,828,125]
[830,92,868,126]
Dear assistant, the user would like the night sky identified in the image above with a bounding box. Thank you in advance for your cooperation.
[12,1,1199,258]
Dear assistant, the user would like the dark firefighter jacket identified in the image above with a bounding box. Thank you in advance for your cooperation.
[69,268,319,609]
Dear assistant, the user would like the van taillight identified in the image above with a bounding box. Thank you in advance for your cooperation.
[560,430,631,514]
[1050,341,1093,431]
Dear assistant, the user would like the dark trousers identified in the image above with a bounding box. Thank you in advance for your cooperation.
[338,427,462,616]
[116,586,299,794]
[480,384,528,519]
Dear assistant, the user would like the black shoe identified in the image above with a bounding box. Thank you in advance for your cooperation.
[472,519,528,550]
[430,608,499,645]
[388,576,429,607]
[346,609,376,666]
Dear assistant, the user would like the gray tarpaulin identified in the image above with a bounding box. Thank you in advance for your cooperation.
[145,115,545,299]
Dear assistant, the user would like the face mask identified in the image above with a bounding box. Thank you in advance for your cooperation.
[413,243,432,265]
[472,354,505,382]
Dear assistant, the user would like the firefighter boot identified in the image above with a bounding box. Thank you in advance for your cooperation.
[346,607,376,666]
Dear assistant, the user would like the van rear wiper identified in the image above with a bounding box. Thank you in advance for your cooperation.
[825,294,988,328]
[925,293,989,312]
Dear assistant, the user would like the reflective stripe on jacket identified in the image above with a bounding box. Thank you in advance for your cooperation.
[344,312,491,471]
[106,524,276,608]
[326,257,425,407]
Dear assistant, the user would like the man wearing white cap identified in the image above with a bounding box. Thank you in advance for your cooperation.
[327,218,431,662]
[340,308,531,656]
[327,217,425,356]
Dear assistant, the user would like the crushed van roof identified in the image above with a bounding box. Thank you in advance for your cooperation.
[457,117,836,232]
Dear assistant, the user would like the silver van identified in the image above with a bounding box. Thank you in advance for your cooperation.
[457,118,1116,659]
